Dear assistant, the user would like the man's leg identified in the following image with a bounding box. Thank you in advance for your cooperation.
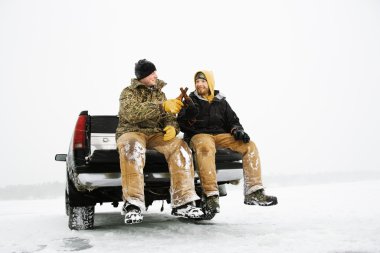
[215,133,277,206]
[148,133,200,208]
[116,132,147,211]
[190,134,219,197]
[215,133,264,195]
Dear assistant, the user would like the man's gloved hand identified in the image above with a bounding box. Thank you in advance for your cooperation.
[163,125,176,141]
[162,99,184,114]
[233,129,250,143]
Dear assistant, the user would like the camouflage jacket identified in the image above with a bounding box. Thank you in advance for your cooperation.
[116,78,179,140]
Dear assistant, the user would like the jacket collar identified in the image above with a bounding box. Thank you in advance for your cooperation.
[130,78,166,90]
[193,90,225,102]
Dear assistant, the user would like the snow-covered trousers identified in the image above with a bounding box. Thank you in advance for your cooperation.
[190,133,264,197]
[117,132,200,210]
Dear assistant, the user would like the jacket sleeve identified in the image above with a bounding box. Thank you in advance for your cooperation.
[119,89,163,124]
[178,102,199,126]
[224,101,244,132]
[163,113,180,133]
[159,92,180,133]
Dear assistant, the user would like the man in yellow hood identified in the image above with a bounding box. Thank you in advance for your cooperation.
[193,70,215,102]
[178,70,278,218]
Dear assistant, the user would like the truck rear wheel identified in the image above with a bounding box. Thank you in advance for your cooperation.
[68,205,95,230]
[65,190,69,216]
[66,172,95,230]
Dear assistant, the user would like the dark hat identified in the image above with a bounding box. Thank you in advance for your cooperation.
[195,72,207,81]
[135,59,156,80]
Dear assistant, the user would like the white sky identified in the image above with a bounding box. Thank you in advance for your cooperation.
[0,0,380,186]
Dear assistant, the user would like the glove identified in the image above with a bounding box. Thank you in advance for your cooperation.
[233,129,250,143]
[162,99,184,114]
[163,125,176,141]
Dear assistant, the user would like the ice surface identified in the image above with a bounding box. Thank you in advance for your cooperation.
[0,178,379,253]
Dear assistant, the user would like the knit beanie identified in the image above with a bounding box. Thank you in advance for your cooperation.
[135,59,156,80]
[195,72,207,81]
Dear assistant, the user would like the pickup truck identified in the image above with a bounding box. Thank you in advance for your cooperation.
[55,111,243,230]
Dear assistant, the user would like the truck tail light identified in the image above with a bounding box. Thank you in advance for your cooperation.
[73,113,87,149]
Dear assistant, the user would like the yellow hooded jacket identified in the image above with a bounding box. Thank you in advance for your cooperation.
[194,70,215,103]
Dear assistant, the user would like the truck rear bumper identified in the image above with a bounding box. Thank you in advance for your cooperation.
[77,169,243,188]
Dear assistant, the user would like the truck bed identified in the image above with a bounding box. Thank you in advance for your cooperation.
[70,115,243,188]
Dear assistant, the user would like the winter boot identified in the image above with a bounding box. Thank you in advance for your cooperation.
[244,189,278,206]
[121,202,143,224]
[201,195,220,220]
[203,195,220,215]
[171,202,204,219]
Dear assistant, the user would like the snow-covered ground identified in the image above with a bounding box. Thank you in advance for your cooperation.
[1,177,379,253]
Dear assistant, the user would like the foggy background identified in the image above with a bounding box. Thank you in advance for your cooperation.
[1,0,379,189]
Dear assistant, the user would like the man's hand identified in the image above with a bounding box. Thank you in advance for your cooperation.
[163,125,176,141]
[162,99,184,114]
[177,87,195,107]
[233,129,250,143]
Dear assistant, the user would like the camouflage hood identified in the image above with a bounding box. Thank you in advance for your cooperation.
[129,78,166,90]
[115,78,179,140]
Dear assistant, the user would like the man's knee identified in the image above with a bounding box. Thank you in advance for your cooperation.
[119,139,146,161]
[242,140,258,156]
[196,145,216,156]
[166,138,190,153]
[191,135,216,155]
[173,139,192,155]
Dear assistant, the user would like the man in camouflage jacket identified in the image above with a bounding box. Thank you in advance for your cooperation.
[116,59,203,224]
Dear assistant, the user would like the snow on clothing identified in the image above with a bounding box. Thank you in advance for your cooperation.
[177,70,264,197]
[116,79,199,210]
[190,133,264,197]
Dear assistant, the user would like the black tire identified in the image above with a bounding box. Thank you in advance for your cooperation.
[65,189,70,216]
[68,205,95,230]
[65,171,95,229]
